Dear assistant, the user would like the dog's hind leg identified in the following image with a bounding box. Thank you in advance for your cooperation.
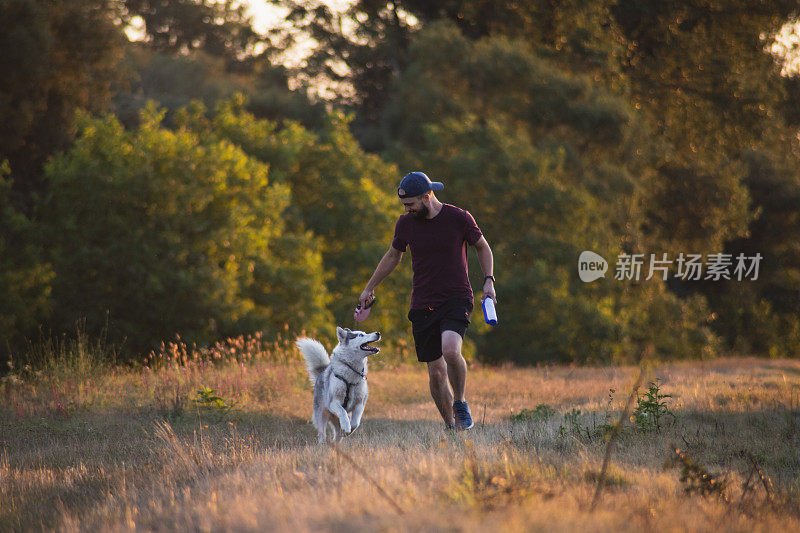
[328,419,340,442]
[318,411,337,443]
[313,406,327,444]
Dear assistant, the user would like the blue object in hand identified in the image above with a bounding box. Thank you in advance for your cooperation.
[482,297,498,326]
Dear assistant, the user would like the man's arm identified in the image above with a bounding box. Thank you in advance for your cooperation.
[360,245,403,307]
[473,236,496,303]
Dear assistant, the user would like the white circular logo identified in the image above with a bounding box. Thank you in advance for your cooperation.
[578,251,608,282]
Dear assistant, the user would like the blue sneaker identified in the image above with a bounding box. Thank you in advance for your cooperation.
[453,400,474,430]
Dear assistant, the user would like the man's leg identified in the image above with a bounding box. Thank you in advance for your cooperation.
[442,329,474,429]
[427,357,455,427]
[441,330,467,402]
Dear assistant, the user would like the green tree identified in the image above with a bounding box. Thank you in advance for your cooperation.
[0,0,126,210]
[268,0,800,360]
[611,0,800,356]
[123,0,262,67]
[41,105,331,354]
[269,0,629,148]
[0,161,53,355]
[200,96,411,339]
[113,46,328,132]
[270,0,417,149]
[704,149,800,357]
[610,0,798,254]
[380,22,718,362]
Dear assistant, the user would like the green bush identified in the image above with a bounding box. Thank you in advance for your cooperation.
[41,105,331,354]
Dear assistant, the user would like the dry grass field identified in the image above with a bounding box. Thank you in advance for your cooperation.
[1,334,799,532]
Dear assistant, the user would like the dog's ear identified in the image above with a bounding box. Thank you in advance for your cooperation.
[336,327,348,344]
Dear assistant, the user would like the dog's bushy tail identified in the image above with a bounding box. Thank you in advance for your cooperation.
[296,338,330,385]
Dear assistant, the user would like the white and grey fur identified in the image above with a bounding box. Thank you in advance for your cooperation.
[296,327,381,443]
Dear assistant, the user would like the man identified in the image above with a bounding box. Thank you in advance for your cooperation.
[359,171,496,430]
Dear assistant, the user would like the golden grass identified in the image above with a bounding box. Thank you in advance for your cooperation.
[1,338,799,531]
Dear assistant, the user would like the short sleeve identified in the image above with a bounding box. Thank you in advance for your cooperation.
[464,210,483,246]
[391,217,408,251]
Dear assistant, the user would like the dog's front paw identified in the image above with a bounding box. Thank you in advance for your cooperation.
[345,424,359,436]
[340,422,352,435]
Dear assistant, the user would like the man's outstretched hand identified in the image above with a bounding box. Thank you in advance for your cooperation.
[359,289,376,310]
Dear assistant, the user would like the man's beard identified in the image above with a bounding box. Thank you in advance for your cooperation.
[411,204,429,219]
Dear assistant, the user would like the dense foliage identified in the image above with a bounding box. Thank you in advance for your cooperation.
[1,0,799,363]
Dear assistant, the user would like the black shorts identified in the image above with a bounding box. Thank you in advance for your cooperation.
[407,297,473,363]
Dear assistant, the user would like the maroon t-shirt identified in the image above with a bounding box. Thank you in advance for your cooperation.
[391,204,483,309]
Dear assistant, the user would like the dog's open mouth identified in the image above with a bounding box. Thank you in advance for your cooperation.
[360,334,381,354]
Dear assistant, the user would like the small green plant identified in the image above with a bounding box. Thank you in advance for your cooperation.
[193,386,233,411]
[631,379,676,433]
[565,408,582,429]
[558,408,585,437]
[509,404,556,423]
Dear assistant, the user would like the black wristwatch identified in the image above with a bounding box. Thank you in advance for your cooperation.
[484,275,495,283]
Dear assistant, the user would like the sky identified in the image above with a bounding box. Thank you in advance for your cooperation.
[243,0,353,35]
[771,19,800,76]
[241,0,285,34]
[243,0,355,68]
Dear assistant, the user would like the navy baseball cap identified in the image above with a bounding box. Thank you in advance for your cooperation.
[397,172,444,198]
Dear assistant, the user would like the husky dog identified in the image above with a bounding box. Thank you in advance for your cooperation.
[296,327,381,443]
